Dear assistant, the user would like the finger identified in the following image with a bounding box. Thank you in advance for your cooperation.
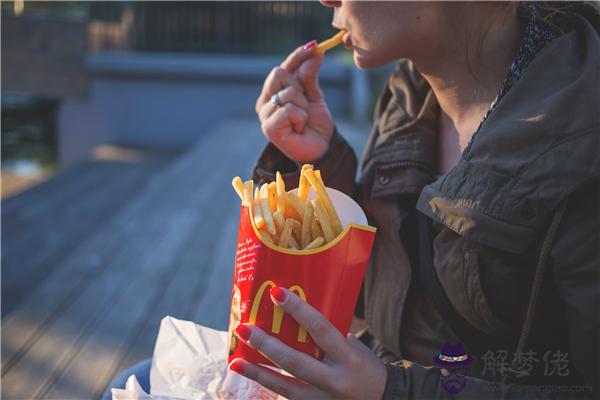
[278,85,310,111]
[229,358,313,399]
[236,324,333,388]
[270,287,347,362]
[258,86,309,122]
[296,51,325,103]
[261,103,308,137]
[256,67,303,114]
[281,43,317,74]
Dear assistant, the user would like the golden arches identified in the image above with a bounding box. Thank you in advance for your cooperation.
[248,280,308,343]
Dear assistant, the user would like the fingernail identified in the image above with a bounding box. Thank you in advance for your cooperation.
[235,324,252,341]
[229,359,246,375]
[270,286,286,304]
[303,40,317,50]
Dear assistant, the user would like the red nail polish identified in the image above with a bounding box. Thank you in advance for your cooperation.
[303,40,317,50]
[229,359,246,375]
[236,324,252,341]
[270,286,286,304]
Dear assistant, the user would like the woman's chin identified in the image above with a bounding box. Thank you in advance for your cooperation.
[353,51,382,70]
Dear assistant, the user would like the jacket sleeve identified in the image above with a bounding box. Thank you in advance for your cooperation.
[252,128,358,198]
[383,181,599,400]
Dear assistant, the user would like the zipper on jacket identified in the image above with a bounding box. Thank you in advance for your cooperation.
[377,160,434,174]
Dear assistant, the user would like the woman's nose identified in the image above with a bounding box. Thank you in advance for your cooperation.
[319,0,342,8]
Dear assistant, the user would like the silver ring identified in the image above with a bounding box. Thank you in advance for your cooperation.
[270,93,282,108]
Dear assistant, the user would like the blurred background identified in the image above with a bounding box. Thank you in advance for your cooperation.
[1,2,392,398]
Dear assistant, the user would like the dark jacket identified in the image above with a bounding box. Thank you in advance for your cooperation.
[253,14,599,399]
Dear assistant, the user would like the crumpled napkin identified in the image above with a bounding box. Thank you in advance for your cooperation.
[112,316,279,400]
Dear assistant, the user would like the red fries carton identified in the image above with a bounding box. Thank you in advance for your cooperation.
[227,188,376,367]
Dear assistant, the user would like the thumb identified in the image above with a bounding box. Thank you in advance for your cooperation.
[296,51,325,103]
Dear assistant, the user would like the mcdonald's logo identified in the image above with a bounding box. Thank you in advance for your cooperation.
[248,280,308,343]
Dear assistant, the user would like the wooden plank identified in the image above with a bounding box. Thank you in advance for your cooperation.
[1,171,199,399]
[2,153,176,315]
[2,161,98,218]
[45,192,237,399]
[1,159,182,372]
[44,121,267,399]
[1,120,267,399]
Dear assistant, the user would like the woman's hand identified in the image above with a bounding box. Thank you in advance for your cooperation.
[255,42,335,163]
[229,287,387,399]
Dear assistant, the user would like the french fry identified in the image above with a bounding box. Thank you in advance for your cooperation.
[260,229,275,244]
[304,168,343,236]
[286,192,306,222]
[298,164,313,201]
[276,172,286,214]
[243,180,254,203]
[287,218,302,242]
[313,198,335,242]
[289,236,300,250]
[315,170,324,186]
[301,202,314,248]
[232,176,245,201]
[268,182,278,212]
[277,194,287,215]
[253,198,265,229]
[233,163,350,251]
[304,236,324,250]
[316,30,346,53]
[278,219,294,248]
[260,183,277,235]
[276,171,286,194]
[311,219,324,240]
[273,210,286,233]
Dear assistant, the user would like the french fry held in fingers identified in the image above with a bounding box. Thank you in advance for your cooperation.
[316,30,346,54]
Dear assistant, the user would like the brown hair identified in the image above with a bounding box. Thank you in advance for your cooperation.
[535,1,600,33]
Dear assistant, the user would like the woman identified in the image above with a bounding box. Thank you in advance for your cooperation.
[104,2,598,399]
[233,1,599,399]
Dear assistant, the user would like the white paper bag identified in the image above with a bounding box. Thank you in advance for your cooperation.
[114,316,279,399]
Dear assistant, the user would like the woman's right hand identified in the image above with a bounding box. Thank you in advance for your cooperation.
[255,41,335,164]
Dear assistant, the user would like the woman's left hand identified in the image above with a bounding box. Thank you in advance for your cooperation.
[229,287,387,399]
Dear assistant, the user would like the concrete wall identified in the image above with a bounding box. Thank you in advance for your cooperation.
[58,52,352,166]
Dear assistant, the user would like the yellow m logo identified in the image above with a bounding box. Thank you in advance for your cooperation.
[248,280,308,343]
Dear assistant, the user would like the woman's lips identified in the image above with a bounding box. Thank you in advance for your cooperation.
[342,31,353,49]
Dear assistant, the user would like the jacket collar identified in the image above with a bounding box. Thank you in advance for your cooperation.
[416,15,600,252]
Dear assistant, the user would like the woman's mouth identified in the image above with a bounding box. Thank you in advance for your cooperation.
[342,31,353,49]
